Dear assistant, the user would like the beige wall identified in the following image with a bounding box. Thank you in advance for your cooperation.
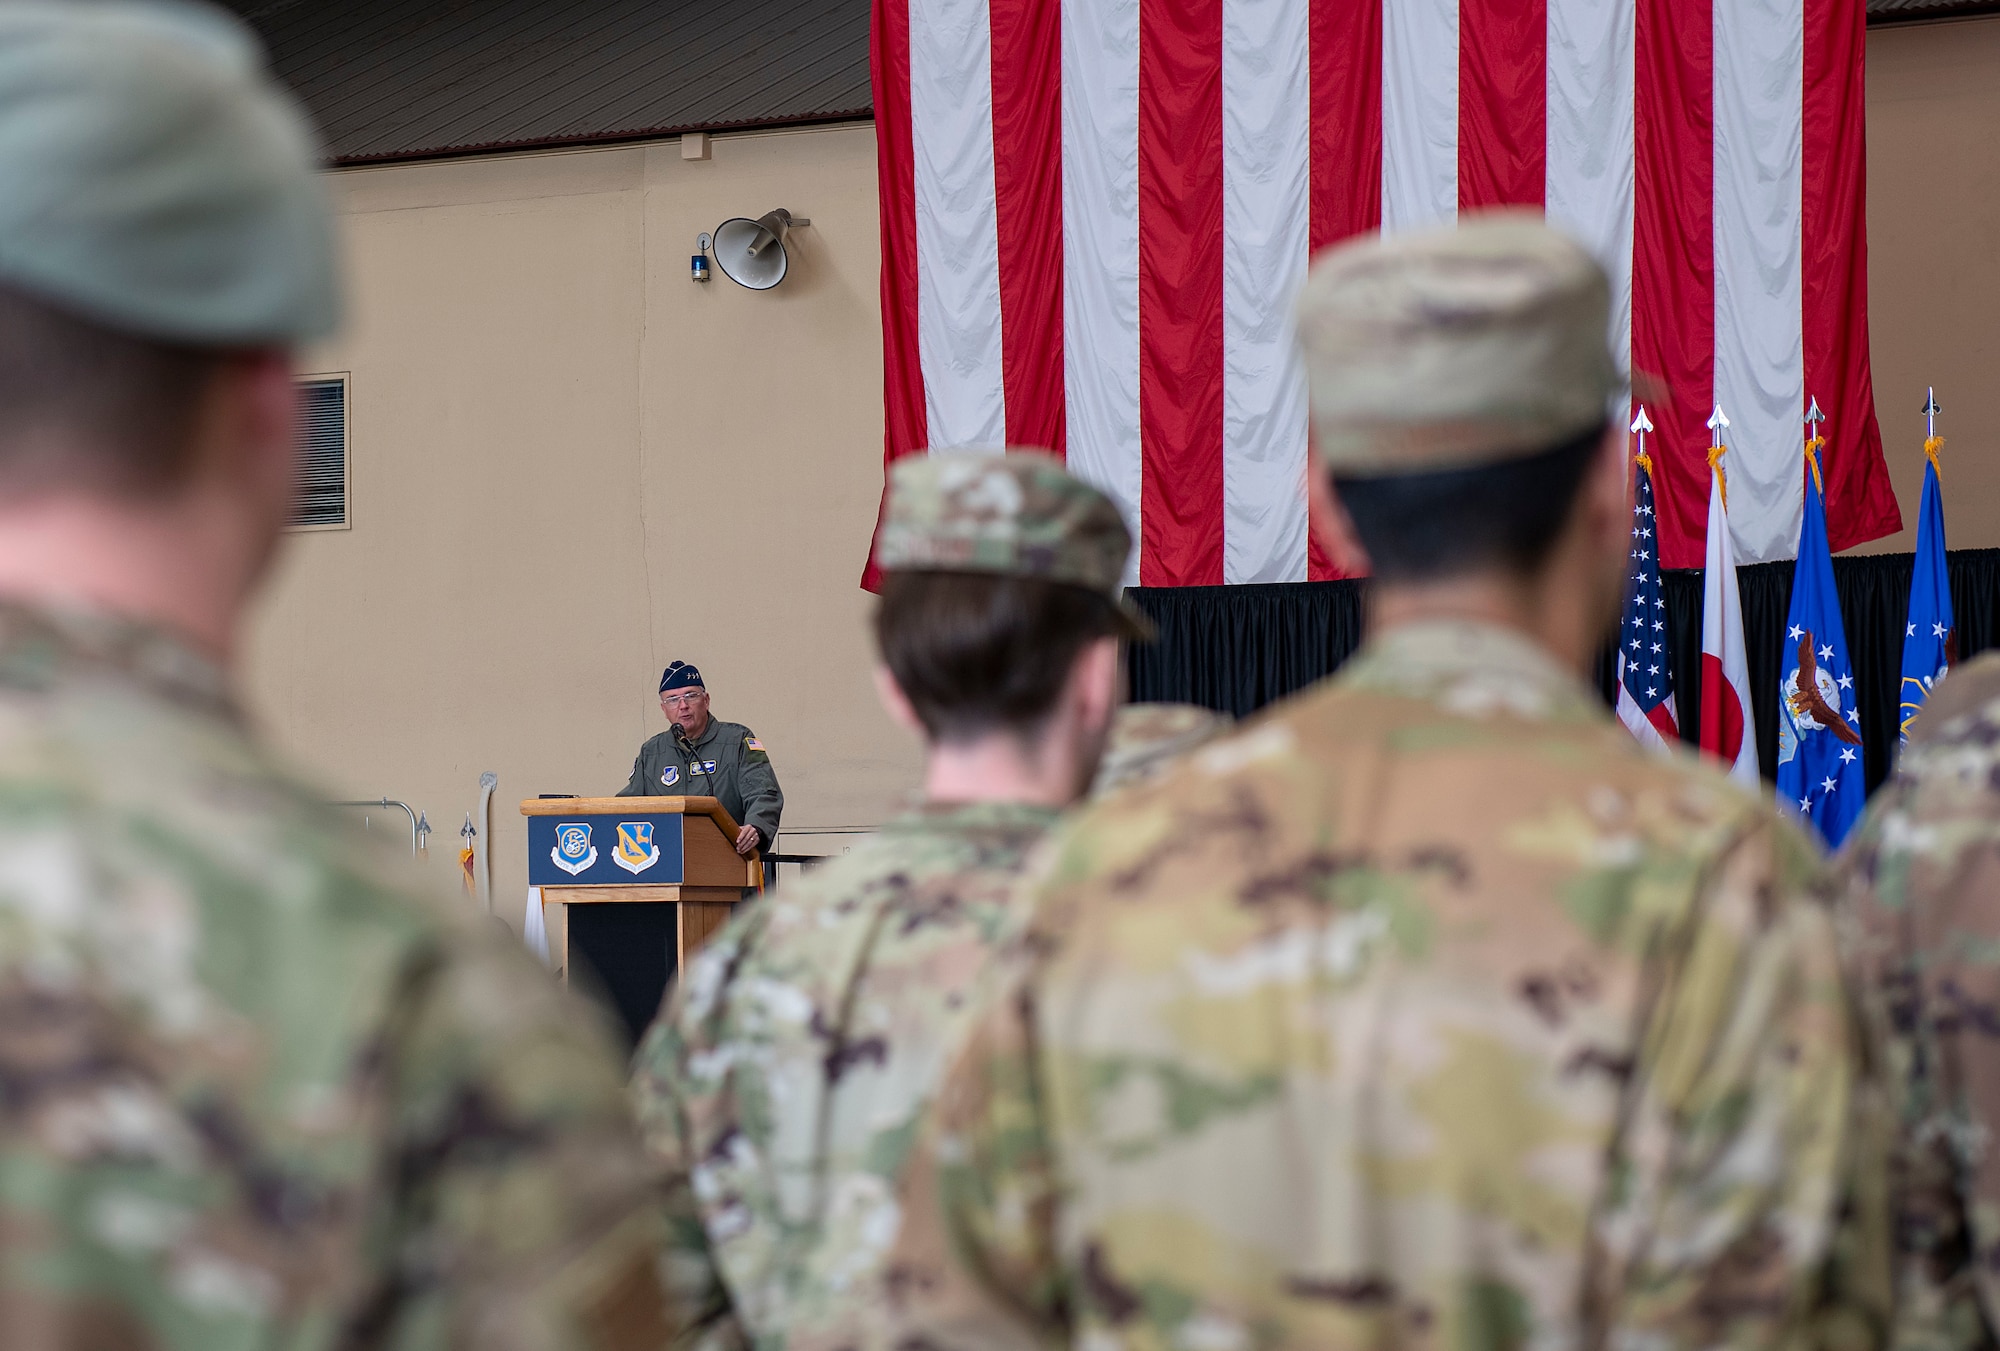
[245,123,918,924]
[1860,15,2000,553]
[247,27,2000,916]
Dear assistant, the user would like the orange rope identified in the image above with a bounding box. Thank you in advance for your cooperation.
[1708,443,1728,510]
[1805,435,1825,495]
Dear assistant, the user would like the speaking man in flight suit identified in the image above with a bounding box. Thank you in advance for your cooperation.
[619,661,782,856]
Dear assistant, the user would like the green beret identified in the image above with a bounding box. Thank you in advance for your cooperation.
[0,1,337,344]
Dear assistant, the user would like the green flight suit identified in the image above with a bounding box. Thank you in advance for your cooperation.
[618,717,783,849]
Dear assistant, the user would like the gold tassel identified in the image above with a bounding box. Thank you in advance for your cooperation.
[1924,434,1945,479]
[1805,434,1826,495]
[1708,442,1728,510]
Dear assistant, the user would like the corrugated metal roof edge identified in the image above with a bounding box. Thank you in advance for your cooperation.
[1867,0,2000,19]
[325,105,874,167]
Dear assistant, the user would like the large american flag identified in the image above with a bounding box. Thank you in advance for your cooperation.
[871,0,1902,585]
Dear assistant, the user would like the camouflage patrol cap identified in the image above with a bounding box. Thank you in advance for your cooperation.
[1296,212,1618,477]
[0,2,337,344]
[877,450,1153,640]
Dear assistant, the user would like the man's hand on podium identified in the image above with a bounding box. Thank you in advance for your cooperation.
[735,823,760,857]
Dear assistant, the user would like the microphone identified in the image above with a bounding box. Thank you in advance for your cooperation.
[673,723,709,782]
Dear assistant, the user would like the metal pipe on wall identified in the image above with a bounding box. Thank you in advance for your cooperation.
[333,798,424,856]
[477,771,498,913]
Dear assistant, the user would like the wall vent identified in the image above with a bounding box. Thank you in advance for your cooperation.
[292,375,348,528]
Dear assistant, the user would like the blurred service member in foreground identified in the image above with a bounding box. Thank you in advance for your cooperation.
[0,6,668,1347]
[890,216,1887,1351]
[1089,701,1230,797]
[629,451,1147,1351]
[1839,655,2000,1351]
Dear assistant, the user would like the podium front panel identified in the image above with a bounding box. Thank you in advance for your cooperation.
[527,813,686,887]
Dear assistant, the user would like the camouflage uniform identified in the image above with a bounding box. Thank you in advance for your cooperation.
[891,620,1885,1351]
[880,220,1888,1351]
[631,801,1059,1351]
[1839,651,2000,1351]
[0,604,669,1349]
[1090,704,1231,798]
[628,450,1145,1351]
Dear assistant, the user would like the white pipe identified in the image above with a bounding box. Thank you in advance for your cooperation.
[477,771,498,914]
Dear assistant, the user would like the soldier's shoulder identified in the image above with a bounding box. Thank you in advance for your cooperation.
[1044,678,1811,912]
[1845,654,2000,881]
[1908,653,2000,746]
[0,669,530,1027]
[672,813,1044,1020]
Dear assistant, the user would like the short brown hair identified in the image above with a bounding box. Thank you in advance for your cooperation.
[874,572,1124,744]
[1331,420,1606,582]
[0,283,226,495]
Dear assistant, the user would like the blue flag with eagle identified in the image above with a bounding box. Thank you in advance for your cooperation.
[1900,428,1952,738]
[1776,423,1864,846]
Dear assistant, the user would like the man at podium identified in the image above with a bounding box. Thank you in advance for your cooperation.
[618,660,781,856]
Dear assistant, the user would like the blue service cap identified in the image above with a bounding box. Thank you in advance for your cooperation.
[659,662,704,693]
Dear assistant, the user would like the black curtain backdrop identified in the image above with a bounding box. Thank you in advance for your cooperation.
[1127,547,2000,794]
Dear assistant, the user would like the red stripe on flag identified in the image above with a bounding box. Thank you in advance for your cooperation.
[1632,0,1713,570]
[991,0,1066,457]
[1137,0,1225,586]
[1457,0,1547,211]
[1805,0,1901,550]
[865,0,926,590]
[1305,0,1381,582]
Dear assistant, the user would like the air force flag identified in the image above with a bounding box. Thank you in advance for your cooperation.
[1901,416,1952,738]
[1776,426,1864,847]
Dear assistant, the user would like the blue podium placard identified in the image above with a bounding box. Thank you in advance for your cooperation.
[527,813,686,886]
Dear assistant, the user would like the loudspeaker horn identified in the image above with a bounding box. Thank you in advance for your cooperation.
[711,208,811,291]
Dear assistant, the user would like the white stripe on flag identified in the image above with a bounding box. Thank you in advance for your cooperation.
[1712,0,1804,563]
[1381,0,1458,234]
[1221,0,1310,584]
[910,0,1007,450]
[1061,0,1144,584]
[1544,0,1635,384]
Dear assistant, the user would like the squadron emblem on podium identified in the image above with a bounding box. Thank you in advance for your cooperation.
[551,822,597,876]
[613,821,661,875]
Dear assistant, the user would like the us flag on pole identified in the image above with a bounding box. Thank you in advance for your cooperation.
[870,0,1901,585]
[1617,450,1677,751]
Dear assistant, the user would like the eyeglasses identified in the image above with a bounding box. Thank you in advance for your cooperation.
[661,691,705,706]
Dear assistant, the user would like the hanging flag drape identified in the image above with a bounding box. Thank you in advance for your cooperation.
[1901,401,1952,737]
[1777,423,1864,845]
[1700,425,1759,787]
[871,0,1902,586]
[1616,426,1677,751]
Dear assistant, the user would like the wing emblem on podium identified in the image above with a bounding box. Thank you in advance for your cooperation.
[613,821,662,875]
[552,822,597,876]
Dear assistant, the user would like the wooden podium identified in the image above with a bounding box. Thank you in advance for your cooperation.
[522,796,762,982]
